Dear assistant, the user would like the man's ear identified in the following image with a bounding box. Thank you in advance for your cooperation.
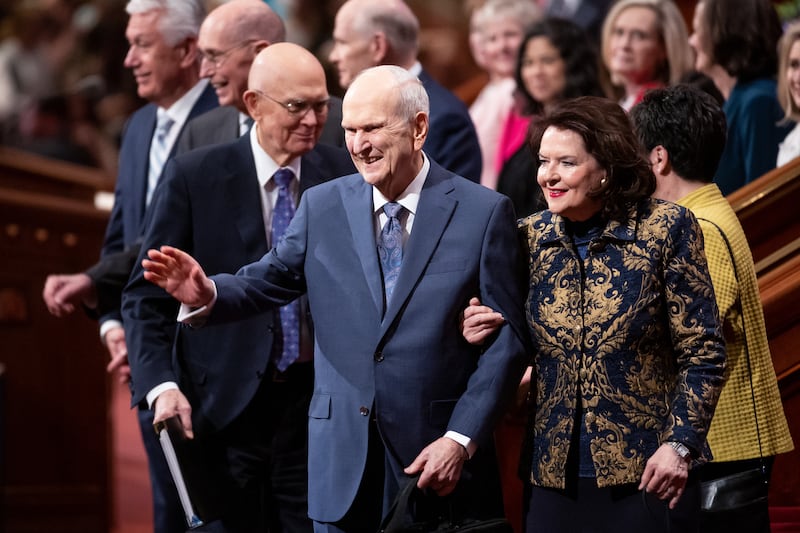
[649,145,671,175]
[371,31,389,63]
[178,37,199,68]
[413,111,428,150]
[243,90,260,121]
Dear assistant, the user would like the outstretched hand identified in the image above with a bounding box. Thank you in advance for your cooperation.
[142,246,214,308]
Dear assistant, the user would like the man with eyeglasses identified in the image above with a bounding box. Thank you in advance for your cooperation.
[122,42,355,531]
[179,0,344,152]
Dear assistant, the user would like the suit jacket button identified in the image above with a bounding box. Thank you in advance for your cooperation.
[374,351,384,362]
[359,406,370,416]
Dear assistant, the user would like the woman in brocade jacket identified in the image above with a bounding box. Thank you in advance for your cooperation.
[463,96,726,532]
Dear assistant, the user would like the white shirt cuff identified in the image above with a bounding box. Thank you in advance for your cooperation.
[444,430,477,459]
[99,319,123,341]
[146,382,179,409]
[176,280,217,323]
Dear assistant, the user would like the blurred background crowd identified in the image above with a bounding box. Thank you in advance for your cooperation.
[0,0,489,179]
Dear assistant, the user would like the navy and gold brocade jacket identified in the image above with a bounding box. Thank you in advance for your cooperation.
[519,198,726,489]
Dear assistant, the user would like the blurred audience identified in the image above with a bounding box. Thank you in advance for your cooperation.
[541,0,613,45]
[689,0,791,195]
[777,22,800,167]
[0,0,136,175]
[468,0,540,189]
[601,0,692,111]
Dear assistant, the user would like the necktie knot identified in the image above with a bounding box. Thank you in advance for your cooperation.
[383,202,402,219]
[156,115,174,140]
[273,168,294,190]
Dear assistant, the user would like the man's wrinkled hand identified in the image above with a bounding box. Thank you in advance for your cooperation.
[103,326,131,384]
[153,389,194,439]
[42,273,96,316]
[461,297,504,345]
[142,246,214,308]
[404,437,467,496]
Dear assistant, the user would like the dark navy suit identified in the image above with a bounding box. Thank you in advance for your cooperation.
[102,82,218,533]
[206,160,529,529]
[123,135,355,530]
[419,70,482,183]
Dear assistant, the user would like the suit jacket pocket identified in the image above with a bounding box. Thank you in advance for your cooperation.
[309,393,331,419]
[428,399,458,428]
[425,258,466,275]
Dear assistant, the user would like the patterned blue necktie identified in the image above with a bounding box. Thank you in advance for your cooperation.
[378,202,404,302]
[271,168,300,371]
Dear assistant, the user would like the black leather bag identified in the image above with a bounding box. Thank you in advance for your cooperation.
[695,219,770,521]
[699,467,768,512]
[379,475,513,533]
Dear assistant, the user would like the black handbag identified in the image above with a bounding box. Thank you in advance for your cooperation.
[696,220,769,515]
[378,475,513,533]
[699,467,768,512]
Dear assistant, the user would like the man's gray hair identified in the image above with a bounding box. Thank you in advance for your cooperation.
[355,65,429,122]
[352,1,419,63]
[126,0,206,46]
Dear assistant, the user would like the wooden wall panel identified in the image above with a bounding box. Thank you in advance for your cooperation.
[0,187,111,532]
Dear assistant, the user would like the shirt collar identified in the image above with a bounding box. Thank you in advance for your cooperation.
[408,61,422,77]
[372,152,429,216]
[249,123,302,188]
[159,78,209,128]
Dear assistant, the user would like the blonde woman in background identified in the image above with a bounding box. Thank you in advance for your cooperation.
[600,0,692,111]
[777,22,800,167]
[468,0,540,190]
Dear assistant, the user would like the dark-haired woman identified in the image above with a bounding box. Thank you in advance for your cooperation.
[496,18,606,218]
[464,96,726,532]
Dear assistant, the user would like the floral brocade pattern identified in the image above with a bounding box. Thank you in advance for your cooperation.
[520,198,726,489]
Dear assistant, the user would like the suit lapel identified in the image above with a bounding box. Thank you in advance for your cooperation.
[342,178,385,317]
[134,105,158,227]
[381,167,456,331]
[223,136,269,260]
[168,83,219,160]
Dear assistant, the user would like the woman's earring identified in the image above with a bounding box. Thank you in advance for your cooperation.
[600,177,607,186]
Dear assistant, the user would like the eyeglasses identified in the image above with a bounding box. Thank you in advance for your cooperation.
[198,39,257,68]
[251,89,330,117]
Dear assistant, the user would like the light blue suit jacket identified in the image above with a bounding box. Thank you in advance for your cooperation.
[208,160,529,522]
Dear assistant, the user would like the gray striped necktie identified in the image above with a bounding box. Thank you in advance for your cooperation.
[146,113,174,206]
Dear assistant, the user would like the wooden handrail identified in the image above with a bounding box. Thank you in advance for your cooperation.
[727,156,800,264]
[0,146,114,203]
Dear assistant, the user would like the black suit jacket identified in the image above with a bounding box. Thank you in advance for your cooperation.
[122,135,355,431]
[419,69,482,183]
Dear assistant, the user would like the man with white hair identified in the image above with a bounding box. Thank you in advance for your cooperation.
[139,64,528,532]
[43,1,217,531]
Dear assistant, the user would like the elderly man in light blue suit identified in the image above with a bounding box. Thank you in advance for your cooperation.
[141,65,528,532]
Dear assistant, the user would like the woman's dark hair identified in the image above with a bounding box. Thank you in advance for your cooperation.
[515,17,605,116]
[529,96,655,222]
[703,0,782,81]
